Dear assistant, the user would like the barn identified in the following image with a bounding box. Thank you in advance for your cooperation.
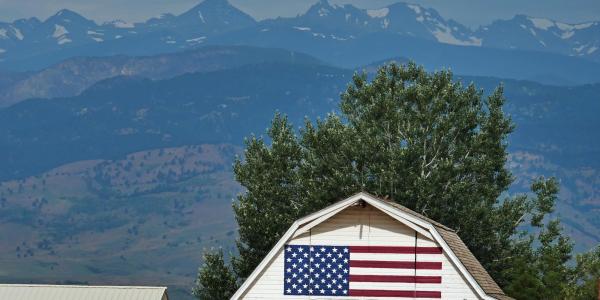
[0,284,168,299]
[232,192,512,300]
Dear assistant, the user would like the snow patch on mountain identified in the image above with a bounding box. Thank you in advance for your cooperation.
[11,26,24,40]
[407,4,421,14]
[198,11,206,23]
[431,22,481,46]
[529,17,554,30]
[367,8,389,18]
[52,24,71,45]
[186,36,206,44]
[293,26,311,31]
[53,24,68,38]
[0,29,7,39]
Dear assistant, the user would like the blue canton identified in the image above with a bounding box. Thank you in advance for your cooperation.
[283,245,350,296]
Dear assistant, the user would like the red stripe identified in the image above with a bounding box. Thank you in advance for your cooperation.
[349,246,443,254]
[350,260,442,270]
[350,275,442,283]
[349,289,441,298]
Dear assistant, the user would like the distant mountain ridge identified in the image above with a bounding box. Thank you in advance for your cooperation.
[0,46,320,107]
[0,0,599,76]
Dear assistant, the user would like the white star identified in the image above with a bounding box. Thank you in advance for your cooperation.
[332,247,338,252]
[320,247,326,252]
[286,288,291,294]
[286,268,291,273]
[343,248,349,253]
[292,252,297,258]
[286,247,292,252]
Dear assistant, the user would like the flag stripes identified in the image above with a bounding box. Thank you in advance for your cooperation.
[349,246,443,254]
[350,260,442,269]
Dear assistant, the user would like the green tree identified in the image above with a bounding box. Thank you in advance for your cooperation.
[193,250,237,300]
[503,178,574,299]
[194,63,597,299]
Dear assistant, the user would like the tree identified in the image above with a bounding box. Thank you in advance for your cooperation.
[503,178,574,299]
[193,250,237,300]
[194,63,596,299]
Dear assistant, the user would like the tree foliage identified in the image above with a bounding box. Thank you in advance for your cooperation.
[193,250,238,300]
[194,63,600,299]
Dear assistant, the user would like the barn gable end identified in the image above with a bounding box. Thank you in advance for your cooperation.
[233,192,511,300]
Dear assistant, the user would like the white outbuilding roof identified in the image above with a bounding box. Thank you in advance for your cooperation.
[0,284,168,300]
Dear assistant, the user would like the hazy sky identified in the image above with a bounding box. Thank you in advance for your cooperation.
[0,0,599,28]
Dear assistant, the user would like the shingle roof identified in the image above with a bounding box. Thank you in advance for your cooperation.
[0,284,168,300]
[366,192,512,300]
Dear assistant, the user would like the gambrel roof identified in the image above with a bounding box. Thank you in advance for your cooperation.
[232,192,512,300]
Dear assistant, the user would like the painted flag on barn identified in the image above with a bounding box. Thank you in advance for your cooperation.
[283,244,443,298]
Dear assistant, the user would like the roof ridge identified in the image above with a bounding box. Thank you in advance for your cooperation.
[358,191,455,231]
[0,284,166,289]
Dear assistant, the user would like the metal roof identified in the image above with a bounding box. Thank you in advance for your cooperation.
[0,284,168,300]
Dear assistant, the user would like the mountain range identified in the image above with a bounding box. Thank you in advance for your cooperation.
[0,0,599,85]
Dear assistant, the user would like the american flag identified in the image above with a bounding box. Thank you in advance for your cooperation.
[283,244,443,298]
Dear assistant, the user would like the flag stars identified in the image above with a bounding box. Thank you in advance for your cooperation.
[284,245,350,296]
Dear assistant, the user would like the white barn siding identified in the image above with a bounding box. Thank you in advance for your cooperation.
[241,205,480,299]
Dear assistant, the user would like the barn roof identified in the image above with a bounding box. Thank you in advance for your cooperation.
[232,191,512,300]
[0,284,168,300]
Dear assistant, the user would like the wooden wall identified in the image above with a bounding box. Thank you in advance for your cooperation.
[241,204,480,299]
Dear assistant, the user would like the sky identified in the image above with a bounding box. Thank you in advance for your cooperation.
[0,0,599,28]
